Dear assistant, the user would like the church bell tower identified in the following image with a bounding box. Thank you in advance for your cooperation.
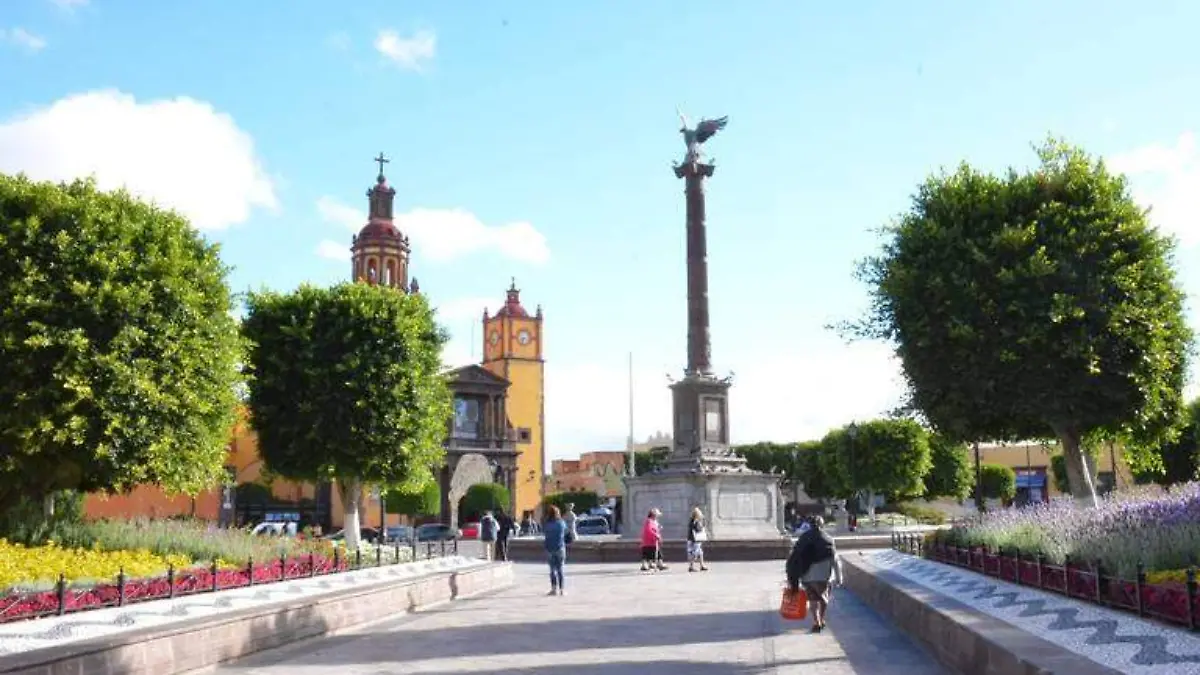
[350,153,418,292]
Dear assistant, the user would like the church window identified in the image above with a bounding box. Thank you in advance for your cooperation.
[452,397,482,439]
[516,427,532,443]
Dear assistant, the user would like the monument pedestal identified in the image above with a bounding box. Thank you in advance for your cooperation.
[623,471,784,541]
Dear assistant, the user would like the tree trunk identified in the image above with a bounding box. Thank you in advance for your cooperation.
[1055,426,1099,507]
[338,478,364,551]
[42,493,55,520]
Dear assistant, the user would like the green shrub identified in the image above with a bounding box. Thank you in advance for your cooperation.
[542,491,600,515]
[891,502,949,525]
[460,483,510,522]
[0,491,85,546]
[980,464,1017,502]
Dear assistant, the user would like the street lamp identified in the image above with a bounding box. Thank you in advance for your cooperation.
[846,422,859,531]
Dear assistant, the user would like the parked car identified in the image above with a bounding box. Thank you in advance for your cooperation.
[384,526,414,543]
[460,521,480,539]
[322,527,380,544]
[251,522,285,537]
[575,515,610,536]
[416,523,460,542]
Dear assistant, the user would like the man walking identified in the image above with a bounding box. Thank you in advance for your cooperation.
[495,508,514,561]
[479,510,499,561]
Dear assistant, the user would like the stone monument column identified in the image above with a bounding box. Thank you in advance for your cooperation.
[621,114,785,541]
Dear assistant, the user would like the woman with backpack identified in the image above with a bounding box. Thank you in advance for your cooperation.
[785,516,843,633]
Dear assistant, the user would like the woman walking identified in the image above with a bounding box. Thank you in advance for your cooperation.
[687,507,709,572]
[639,508,667,572]
[785,516,843,632]
[543,505,568,595]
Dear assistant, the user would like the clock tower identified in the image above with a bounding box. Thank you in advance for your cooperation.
[481,278,545,518]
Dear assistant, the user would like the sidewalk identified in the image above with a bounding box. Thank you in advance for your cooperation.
[214,560,946,674]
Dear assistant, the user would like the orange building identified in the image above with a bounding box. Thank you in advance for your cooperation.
[545,451,627,498]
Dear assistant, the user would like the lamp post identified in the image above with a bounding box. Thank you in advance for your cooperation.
[846,422,859,532]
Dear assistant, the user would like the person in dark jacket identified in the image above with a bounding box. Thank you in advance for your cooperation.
[785,516,844,633]
[495,508,514,561]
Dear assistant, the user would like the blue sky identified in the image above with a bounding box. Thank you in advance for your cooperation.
[3,1,1200,461]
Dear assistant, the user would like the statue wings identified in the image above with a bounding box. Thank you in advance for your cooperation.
[694,116,728,143]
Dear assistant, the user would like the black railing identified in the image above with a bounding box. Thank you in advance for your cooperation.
[0,538,460,624]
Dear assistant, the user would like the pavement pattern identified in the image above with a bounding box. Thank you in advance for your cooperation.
[213,559,947,674]
[872,550,1200,675]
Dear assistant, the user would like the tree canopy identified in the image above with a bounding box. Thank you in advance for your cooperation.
[979,464,1017,503]
[634,446,670,476]
[819,419,932,508]
[0,175,242,513]
[923,434,974,501]
[385,480,440,517]
[851,139,1192,505]
[242,282,452,549]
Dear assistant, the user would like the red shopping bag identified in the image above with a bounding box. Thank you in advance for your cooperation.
[779,587,808,621]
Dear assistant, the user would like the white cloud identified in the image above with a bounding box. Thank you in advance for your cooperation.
[0,90,278,231]
[1108,132,1200,244]
[315,239,349,261]
[542,338,906,460]
[316,197,549,264]
[374,29,435,71]
[1,28,47,52]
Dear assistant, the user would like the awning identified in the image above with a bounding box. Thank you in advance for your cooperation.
[1015,474,1046,488]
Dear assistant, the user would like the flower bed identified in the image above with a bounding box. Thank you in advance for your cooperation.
[0,539,452,624]
[890,482,1200,630]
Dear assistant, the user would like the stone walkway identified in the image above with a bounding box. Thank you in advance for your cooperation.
[872,550,1200,675]
[213,560,946,674]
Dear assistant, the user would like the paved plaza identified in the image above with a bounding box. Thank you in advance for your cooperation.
[212,558,946,674]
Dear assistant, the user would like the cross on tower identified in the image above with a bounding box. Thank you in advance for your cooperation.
[373,152,390,177]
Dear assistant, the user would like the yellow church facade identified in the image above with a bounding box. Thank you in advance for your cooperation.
[481,280,546,519]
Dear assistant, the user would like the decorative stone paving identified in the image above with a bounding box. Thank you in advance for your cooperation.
[213,560,946,674]
[871,550,1200,675]
[0,555,476,658]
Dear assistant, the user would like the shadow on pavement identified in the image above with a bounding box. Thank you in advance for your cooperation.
[385,656,849,674]
[222,608,779,667]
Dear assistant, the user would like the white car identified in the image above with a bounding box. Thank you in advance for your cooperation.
[251,522,285,536]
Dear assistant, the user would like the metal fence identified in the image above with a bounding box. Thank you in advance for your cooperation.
[0,538,460,624]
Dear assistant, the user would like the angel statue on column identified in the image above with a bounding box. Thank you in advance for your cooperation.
[678,108,729,163]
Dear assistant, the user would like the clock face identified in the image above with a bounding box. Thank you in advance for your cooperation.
[517,329,531,345]
[488,331,500,346]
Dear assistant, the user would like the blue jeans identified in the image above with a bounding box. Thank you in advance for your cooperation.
[548,549,566,589]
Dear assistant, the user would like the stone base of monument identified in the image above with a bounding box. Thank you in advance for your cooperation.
[622,468,785,540]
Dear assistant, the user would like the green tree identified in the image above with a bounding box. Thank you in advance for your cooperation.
[459,482,511,522]
[242,283,452,550]
[1146,398,1200,485]
[923,434,974,501]
[0,175,242,516]
[385,480,440,517]
[634,446,670,476]
[978,464,1017,503]
[819,419,932,513]
[543,491,600,514]
[793,440,836,500]
[850,139,1193,506]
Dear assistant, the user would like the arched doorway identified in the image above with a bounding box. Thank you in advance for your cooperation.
[448,453,503,526]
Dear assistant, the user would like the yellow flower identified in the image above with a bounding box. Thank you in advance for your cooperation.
[0,540,195,589]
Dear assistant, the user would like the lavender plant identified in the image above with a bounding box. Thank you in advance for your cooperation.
[940,482,1200,577]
